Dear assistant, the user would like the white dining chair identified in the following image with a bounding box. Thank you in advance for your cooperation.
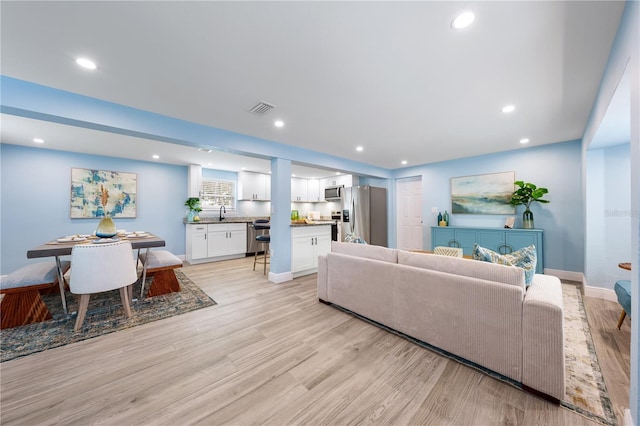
[69,240,138,331]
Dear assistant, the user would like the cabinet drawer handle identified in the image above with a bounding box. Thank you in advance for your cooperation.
[497,244,514,254]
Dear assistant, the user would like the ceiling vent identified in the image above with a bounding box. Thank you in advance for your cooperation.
[198,148,212,153]
[249,101,276,116]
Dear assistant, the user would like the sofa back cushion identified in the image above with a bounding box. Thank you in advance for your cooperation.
[397,250,526,291]
[331,241,398,263]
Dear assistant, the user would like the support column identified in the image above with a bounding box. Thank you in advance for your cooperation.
[268,158,293,283]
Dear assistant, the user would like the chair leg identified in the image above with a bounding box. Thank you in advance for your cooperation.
[616,309,627,330]
[264,245,269,275]
[74,294,91,332]
[120,287,132,318]
[253,250,258,271]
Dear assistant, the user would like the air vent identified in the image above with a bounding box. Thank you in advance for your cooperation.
[198,148,212,153]
[250,101,276,116]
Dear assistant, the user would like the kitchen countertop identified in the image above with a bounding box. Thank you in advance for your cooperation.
[184,216,268,224]
[185,217,336,226]
[290,221,336,227]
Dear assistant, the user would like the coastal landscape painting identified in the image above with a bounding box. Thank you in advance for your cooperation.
[451,172,515,214]
[70,168,137,218]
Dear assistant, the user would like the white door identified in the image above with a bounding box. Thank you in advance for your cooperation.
[396,177,423,250]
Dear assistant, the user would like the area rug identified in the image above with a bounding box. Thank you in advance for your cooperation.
[562,283,616,425]
[331,283,616,426]
[0,270,216,363]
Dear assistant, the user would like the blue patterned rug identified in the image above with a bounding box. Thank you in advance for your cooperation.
[0,270,216,363]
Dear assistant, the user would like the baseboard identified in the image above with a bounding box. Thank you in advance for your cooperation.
[584,284,618,302]
[624,409,634,426]
[269,270,293,283]
[544,268,583,282]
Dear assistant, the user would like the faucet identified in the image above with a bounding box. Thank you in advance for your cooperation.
[219,205,226,221]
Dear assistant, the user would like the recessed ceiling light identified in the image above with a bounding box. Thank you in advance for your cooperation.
[152,154,159,160]
[274,120,284,128]
[520,138,530,144]
[336,172,341,175]
[291,174,296,177]
[207,162,213,166]
[76,57,97,70]
[356,146,364,152]
[401,160,408,165]
[33,138,44,144]
[451,11,475,29]
[502,105,516,113]
[241,167,247,170]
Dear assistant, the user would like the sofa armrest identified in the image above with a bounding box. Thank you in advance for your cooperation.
[522,274,565,401]
[317,255,328,302]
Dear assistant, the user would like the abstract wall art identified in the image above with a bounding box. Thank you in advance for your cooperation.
[70,168,137,218]
[451,171,515,214]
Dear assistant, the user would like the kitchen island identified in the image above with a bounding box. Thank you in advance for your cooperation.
[291,224,332,277]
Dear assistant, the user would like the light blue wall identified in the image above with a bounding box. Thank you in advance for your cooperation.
[0,144,187,274]
[586,145,632,290]
[392,140,583,272]
[582,1,639,421]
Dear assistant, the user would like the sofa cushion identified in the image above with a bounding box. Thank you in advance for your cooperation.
[331,241,398,263]
[472,244,536,286]
[397,250,526,291]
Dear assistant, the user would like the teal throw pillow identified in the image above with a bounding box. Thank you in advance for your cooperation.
[472,243,537,286]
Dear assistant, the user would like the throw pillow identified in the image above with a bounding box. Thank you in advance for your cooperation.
[472,243,537,286]
[344,233,368,244]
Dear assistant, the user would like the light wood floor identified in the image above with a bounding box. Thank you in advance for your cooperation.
[0,257,631,425]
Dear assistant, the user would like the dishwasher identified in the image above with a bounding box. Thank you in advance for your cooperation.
[246,222,269,255]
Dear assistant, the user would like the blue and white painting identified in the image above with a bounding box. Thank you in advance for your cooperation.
[451,171,515,214]
[70,168,137,218]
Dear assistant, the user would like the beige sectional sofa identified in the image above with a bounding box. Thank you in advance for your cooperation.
[317,242,565,401]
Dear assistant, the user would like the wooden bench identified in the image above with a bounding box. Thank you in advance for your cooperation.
[0,261,70,329]
[138,250,183,298]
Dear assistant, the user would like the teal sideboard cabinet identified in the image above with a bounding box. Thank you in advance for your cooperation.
[431,226,543,274]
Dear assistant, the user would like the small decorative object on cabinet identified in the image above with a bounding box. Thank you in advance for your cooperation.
[184,197,202,222]
[509,181,549,229]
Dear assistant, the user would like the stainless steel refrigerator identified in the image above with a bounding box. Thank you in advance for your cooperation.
[341,185,387,246]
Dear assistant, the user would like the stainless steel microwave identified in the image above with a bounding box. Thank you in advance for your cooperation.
[324,185,343,200]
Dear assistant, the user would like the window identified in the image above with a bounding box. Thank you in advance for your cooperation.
[200,179,235,210]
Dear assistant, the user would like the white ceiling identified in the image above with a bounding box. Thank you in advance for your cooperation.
[0,1,627,174]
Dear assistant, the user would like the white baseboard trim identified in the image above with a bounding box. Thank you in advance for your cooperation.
[544,269,619,302]
[624,409,634,426]
[269,270,293,284]
[544,268,583,282]
[584,284,618,302]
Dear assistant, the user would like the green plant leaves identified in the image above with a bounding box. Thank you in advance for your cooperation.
[509,181,550,208]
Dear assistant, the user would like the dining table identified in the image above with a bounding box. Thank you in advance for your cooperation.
[27,234,165,314]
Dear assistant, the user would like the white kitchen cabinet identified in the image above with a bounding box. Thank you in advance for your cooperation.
[238,171,270,201]
[291,177,309,202]
[307,179,321,202]
[186,223,247,264]
[188,224,208,260]
[322,174,349,188]
[291,225,331,276]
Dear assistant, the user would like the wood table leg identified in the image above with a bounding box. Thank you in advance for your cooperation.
[145,269,181,298]
[616,309,627,330]
[0,290,52,329]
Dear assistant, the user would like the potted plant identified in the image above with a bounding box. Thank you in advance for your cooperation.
[509,181,549,229]
[184,197,202,222]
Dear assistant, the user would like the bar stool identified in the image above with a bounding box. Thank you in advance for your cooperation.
[253,219,270,274]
